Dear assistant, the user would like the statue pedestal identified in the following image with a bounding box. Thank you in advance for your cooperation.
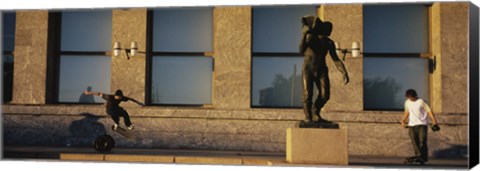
[286,128,348,165]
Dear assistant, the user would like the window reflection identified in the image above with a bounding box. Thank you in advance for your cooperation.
[252,57,303,107]
[363,5,430,110]
[151,56,212,105]
[251,6,316,107]
[364,5,429,53]
[253,6,317,53]
[61,10,112,51]
[58,10,112,103]
[152,8,212,52]
[58,55,111,103]
[151,7,213,105]
[364,57,430,110]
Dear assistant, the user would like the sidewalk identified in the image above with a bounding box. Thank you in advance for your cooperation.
[3,146,469,170]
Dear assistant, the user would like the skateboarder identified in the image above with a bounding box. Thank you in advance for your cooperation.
[400,89,438,164]
[85,89,144,131]
[300,16,349,124]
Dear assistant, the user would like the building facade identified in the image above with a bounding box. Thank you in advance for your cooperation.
[2,2,474,158]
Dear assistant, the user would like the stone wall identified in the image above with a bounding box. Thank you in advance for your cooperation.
[213,7,252,109]
[12,11,49,104]
[438,3,469,114]
[2,105,468,157]
[111,9,148,106]
[320,4,363,112]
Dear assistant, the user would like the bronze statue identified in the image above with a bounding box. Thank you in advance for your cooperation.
[299,16,349,128]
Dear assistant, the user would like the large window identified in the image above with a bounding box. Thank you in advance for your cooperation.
[251,6,317,108]
[150,8,213,105]
[57,10,112,103]
[363,5,430,110]
[2,12,15,103]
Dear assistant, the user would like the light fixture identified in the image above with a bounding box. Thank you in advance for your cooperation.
[335,41,361,60]
[113,41,142,60]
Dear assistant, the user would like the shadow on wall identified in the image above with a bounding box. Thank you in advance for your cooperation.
[364,77,402,110]
[66,113,106,147]
[433,145,468,158]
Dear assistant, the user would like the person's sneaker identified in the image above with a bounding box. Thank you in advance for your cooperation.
[112,124,118,131]
[127,125,135,131]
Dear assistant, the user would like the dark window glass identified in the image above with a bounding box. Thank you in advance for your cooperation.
[3,13,15,51]
[151,8,213,105]
[152,8,212,52]
[253,6,317,53]
[252,6,316,107]
[61,11,112,51]
[58,10,112,103]
[364,5,429,53]
[151,56,212,104]
[2,55,14,103]
[2,12,15,103]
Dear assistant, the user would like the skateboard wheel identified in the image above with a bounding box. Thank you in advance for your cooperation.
[93,134,115,152]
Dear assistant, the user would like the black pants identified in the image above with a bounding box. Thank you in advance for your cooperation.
[302,68,330,122]
[409,125,428,161]
[107,107,132,127]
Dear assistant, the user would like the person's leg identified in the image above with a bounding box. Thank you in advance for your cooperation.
[302,69,314,122]
[409,126,422,158]
[118,107,132,127]
[313,71,330,122]
[107,109,120,125]
[107,109,120,130]
[418,125,429,161]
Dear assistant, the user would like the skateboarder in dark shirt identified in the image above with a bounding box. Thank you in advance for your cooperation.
[85,89,144,131]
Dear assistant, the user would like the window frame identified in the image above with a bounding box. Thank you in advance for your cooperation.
[250,5,318,109]
[362,4,433,111]
[47,11,113,105]
[146,8,214,107]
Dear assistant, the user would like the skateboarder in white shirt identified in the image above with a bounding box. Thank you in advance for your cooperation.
[400,89,438,163]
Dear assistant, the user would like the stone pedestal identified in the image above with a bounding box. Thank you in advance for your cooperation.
[286,128,348,165]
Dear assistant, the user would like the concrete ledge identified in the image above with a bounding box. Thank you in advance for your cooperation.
[286,128,348,165]
[175,156,243,165]
[105,154,174,163]
[242,158,273,165]
[60,153,104,161]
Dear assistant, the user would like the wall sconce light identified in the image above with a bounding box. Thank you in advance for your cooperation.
[335,41,361,60]
[113,41,141,60]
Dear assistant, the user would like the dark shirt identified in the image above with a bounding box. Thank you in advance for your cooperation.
[102,94,129,109]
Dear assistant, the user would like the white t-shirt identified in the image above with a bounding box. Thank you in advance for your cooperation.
[404,98,432,126]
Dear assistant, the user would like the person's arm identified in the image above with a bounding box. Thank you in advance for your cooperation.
[422,100,437,125]
[299,26,311,54]
[125,96,144,106]
[329,41,349,85]
[401,102,409,128]
[401,111,409,128]
[84,91,102,97]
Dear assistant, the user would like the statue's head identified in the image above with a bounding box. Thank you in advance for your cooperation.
[319,21,333,36]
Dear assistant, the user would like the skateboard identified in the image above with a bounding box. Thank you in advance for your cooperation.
[404,156,425,165]
[112,126,136,140]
